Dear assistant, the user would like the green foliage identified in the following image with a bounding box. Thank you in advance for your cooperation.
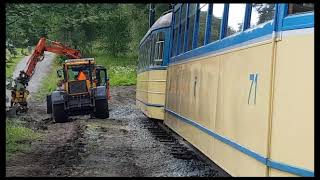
[6,120,43,159]
[34,57,60,101]
[6,48,29,78]
[98,5,132,57]
[6,3,171,57]
[94,53,137,87]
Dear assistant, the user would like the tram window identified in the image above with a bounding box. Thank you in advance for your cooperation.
[154,34,159,64]
[172,9,180,57]
[142,45,145,68]
[187,4,197,51]
[141,46,143,69]
[210,4,224,42]
[157,32,165,65]
[197,4,209,47]
[144,45,147,68]
[250,4,275,28]
[288,3,314,15]
[179,4,187,54]
[153,34,158,66]
[144,44,146,68]
[154,32,164,66]
[226,4,246,37]
[150,34,155,67]
[148,38,151,67]
[138,49,141,69]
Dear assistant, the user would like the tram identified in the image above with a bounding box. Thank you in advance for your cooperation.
[137,3,314,177]
[136,11,172,120]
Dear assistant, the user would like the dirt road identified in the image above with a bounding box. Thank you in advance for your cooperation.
[6,86,228,177]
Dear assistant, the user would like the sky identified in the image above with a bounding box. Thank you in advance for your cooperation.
[199,3,259,31]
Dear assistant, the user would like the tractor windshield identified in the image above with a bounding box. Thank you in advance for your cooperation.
[67,64,91,81]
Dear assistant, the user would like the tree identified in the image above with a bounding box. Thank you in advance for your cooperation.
[6,3,170,57]
[253,4,275,25]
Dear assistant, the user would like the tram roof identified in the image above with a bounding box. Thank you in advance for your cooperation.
[140,12,172,45]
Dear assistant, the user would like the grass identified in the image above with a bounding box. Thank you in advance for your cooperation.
[6,119,43,159]
[6,48,29,78]
[94,53,137,87]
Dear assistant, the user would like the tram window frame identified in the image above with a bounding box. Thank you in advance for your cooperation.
[186,4,197,52]
[197,3,209,48]
[144,44,147,69]
[154,34,159,64]
[142,45,144,69]
[150,34,155,67]
[142,44,144,69]
[148,37,151,67]
[209,3,224,43]
[226,3,246,37]
[249,3,276,29]
[287,3,314,15]
[154,32,165,66]
[179,4,187,54]
[171,8,181,57]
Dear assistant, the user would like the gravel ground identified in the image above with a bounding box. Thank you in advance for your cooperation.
[5,53,228,177]
[6,86,229,177]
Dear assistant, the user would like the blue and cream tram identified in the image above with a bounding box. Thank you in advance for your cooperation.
[136,11,172,120]
[137,3,314,177]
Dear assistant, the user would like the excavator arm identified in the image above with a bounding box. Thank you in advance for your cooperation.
[9,37,81,113]
[22,37,81,83]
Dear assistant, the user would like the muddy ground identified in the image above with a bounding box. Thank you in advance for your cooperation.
[6,86,229,177]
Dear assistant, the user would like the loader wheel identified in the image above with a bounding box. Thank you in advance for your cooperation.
[52,103,67,123]
[46,95,52,114]
[94,99,109,119]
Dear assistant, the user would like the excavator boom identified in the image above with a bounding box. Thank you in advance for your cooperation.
[9,37,81,113]
[24,37,81,78]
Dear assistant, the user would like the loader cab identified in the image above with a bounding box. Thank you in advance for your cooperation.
[96,65,110,100]
[96,65,108,86]
[47,58,110,123]
[62,58,96,95]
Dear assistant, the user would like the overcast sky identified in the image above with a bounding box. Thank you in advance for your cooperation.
[200,3,256,31]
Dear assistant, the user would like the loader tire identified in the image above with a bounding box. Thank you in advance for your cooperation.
[94,99,109,119]
[46,95,52,114]
[52,103,67,123]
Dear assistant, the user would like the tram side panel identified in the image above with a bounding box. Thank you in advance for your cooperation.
[269,29,314,176]
[165,66,181,130]
[165,56,220,172]
[165,41,274,176]
[147,70,167,120]
[136,71,149,116]
[214,42,274,176]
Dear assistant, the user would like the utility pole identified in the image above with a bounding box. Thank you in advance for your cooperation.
[149,4,155,28]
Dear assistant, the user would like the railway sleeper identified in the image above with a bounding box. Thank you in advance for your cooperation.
[146,127,159,130]
[170,147,189,151]
[159,139,176,143]
[150,130,166,133]
[172,154,195,160]
[150,132,167,135]
[154,134,171,138]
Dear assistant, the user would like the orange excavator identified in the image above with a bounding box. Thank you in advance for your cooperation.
[9,37,110,122]
[9,37,81,113]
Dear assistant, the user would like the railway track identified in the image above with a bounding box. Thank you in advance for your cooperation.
[140,119,231,176]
